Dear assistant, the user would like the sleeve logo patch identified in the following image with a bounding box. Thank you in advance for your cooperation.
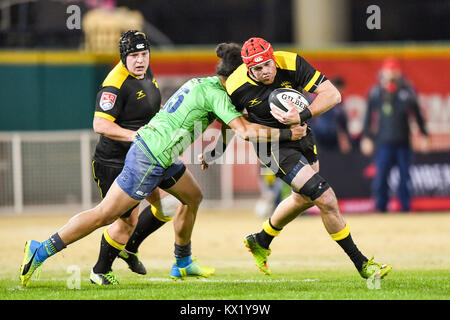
[99,92,117,111]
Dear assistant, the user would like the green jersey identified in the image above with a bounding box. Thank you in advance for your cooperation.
[137,76,242,168]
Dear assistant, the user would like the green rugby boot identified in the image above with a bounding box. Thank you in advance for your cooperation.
[244,233,271,275]
[20,240,43,287]
[170,259,215,280]
[90,269,119,286]
[359,256,392,279]
[118,250,147,275]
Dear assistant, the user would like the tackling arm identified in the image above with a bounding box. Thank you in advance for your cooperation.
[200,118,306,167]
[228,116,300,143]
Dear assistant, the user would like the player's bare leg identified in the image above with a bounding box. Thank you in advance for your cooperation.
[20,181,139,287]
[90,205,141,284]
[164,169,215,279]
[117,188,183,275]
[165,169,203,246]
[246,163,391,279]
[270,161,319,229]
[107,207,139,244]
[58,181,139,245]
[270,192,314,228]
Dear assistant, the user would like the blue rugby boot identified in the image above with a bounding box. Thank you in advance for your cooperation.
[20,240,43,287]
[170,258,215,280]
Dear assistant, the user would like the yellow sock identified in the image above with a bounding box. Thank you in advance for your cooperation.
[262,219,282,236]
[330,223,350,241]
[103,228,125,251]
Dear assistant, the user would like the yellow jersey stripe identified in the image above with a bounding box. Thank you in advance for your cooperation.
[274,51,297,71]
[92,160,104,198]
[330,224,350,241]
[102,61,130,89]
[94,111,116,122]
[304,70,321,92]
[225,64,257,95]
[103,229,125,250]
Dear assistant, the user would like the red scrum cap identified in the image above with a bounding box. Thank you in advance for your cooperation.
[241,37,274,69]
[381,57,401,71]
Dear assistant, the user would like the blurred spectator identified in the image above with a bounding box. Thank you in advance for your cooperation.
[254,167,290,218]
[360,57,429,212]
[309,76,353,154]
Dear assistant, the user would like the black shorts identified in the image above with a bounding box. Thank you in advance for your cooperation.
[92,160,186,218]
[255,128,318,186]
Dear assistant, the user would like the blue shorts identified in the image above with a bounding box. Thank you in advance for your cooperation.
[116,135,185,201]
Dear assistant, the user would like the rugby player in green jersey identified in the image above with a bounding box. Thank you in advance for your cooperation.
[19,43,306,286]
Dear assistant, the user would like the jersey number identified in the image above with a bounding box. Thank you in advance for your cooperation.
[164,87,190,113]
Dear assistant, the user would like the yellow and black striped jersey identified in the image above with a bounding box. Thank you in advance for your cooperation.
[226,51,326,129]
[93,61,161,167]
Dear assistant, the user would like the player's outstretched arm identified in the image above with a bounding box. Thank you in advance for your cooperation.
[227,116,306,143]
[199,118,306,169]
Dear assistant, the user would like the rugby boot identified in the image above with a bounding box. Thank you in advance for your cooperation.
[244,233,271,275]
[359,256,392,279]
[20,240,43,287]
[90,269,119,285]
[118,249,147,275]
[170,259,215,280]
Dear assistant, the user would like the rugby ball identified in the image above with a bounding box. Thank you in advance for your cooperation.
[269,88,309,113]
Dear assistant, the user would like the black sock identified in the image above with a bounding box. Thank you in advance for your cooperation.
[93,232,122,274]
[336,234,368,271]
[255,219,282,249]
[125,205,166,253]
[255,230,273,250]
[174,242,192,258]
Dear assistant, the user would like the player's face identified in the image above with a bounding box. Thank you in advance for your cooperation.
[126,50,150,79]
[249,60,277,85]
[380,68,401,83]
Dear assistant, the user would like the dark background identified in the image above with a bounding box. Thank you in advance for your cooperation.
[0,0,449,48]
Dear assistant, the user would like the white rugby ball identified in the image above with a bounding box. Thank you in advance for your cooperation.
[269,88,309,113]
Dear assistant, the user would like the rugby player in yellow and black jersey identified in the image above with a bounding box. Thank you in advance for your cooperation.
[225,43,327,180]
[90,30,185,286]
[214,38,391,280]
[93,54,160,169]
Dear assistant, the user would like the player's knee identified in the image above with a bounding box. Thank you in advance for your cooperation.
[316,188,339,214]
[291,191,308,206]
[298,173,330,201]
[193,189,203,205]
[183,190,203,207]
[94,203,131,226]
[92,206,116,227]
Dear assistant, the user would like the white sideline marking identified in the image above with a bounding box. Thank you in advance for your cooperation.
[25,277,318,283]
[141,278,319,283]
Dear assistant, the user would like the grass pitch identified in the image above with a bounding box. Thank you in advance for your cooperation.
[1,210,449,302]
[2,269,449,300]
